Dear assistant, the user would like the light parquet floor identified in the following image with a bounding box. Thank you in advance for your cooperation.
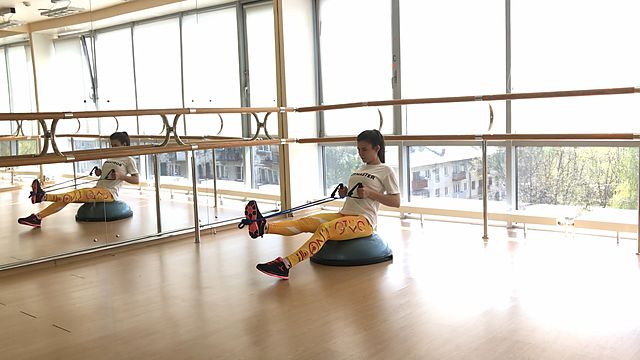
[0,216,638,359]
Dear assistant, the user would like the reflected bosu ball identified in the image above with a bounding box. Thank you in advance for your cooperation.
[310,233,393,266]
[76,200,133,222]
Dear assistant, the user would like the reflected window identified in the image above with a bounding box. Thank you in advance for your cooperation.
[183,8,242,137]
[215,148,244,182]
[252,145,279,190]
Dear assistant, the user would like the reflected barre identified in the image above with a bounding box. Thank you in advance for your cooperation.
[0,106,296,155]
[0,138,295,168]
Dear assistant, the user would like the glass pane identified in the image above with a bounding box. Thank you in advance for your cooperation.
[246,3,278,137]
[96,27,138,134]
[182,8,242,137]
[517,147,639,210]
[400,0,505,134]
[252,144,279,194]
[0,48,9,137]
[319,0,392,135]
[133,18,182,135]
[511,0,640,133]
[7,45,36,113]
[0,48,9,113]
[48,38,94,113]
[323,145,400,195]
[408,145,506,212]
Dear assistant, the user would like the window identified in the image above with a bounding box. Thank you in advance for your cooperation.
[133,18,182,136]
[95,27,137,134]
[319,0,392,135]
[435,188,440,197]
[472,181,476,190]
[511,0,640,133]
[182,8,242,137]
[517,147,638,210]
[50,38,94,113]
[401,0,505,134]
[444,187,449,196]
[246,3,278,137]
[464,182,468,191]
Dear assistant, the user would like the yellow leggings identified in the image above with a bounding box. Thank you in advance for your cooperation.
[37,188,114,219]
[267,213,373,267]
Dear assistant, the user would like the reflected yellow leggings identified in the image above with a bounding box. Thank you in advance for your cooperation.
[267,213,373,267]
[37,188,114,219]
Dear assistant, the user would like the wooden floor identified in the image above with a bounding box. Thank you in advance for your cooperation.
[0,216,639,359]
[0,185,271,266]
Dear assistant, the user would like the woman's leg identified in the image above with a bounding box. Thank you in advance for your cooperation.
[255,215,373,279]
[284,215,373,267]
[267,213,344,236]
[37,188,114,219]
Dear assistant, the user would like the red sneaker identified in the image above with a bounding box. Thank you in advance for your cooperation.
[18,214,41,228]
[256,257,289,280]
[29,179,45,204]
[244,200,267,239]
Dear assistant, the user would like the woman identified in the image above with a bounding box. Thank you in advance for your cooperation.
[18,131,140,228]
[246,129,400,279]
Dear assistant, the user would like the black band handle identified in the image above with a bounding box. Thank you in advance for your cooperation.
[330,183,345,198]
[347,182,363,198]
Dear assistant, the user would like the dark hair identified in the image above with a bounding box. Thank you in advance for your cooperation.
[110,131,131,146]
[357,129,385,163]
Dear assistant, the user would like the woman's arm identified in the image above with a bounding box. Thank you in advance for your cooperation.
[357,186,401,208]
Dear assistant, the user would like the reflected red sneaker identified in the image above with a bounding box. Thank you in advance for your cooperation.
[18,214,41,228]
[256,257,289,280]
[244,200,267,239]
[29,179,45,204]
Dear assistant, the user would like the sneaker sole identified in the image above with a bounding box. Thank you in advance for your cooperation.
[257,269,289,280]
[18,219,41,228]
[30,180,38,204]
[244,201,264,239]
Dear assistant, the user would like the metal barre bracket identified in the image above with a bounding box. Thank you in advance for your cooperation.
[249,112,273,140]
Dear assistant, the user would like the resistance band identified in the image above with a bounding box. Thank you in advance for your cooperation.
[237,182,363,229]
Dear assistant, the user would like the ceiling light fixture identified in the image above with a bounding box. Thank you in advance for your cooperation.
[0,19,24,29]
[40,5,85,18]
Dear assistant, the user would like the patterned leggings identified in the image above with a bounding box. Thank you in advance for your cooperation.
[267,213,373,267]
[37,188,114,219]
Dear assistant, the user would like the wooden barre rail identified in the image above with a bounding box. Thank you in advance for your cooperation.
[0,86,638,122]
[2,133,639,168]
[296,87,640,112]
[298,133,640,144]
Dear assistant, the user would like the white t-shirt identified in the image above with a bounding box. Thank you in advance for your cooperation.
[340,163,400,229]
[95,157,139,199]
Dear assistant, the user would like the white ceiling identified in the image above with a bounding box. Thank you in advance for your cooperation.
[0,0,231,33]
[0,0,121,23]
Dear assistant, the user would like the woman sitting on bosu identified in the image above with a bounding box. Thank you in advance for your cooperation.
[245,129,401,279]
[18,131,140,228]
